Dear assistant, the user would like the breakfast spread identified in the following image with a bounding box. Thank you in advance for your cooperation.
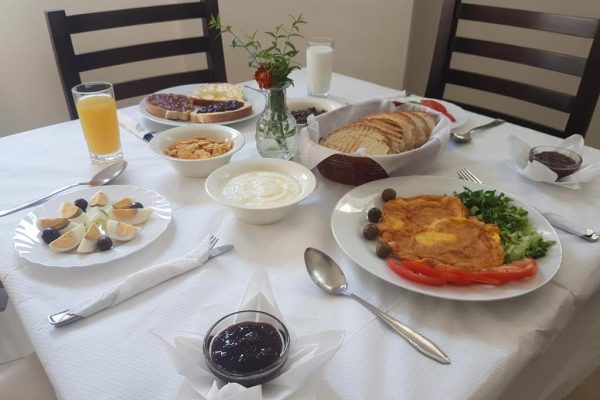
[164,136,233,159]
[37,191,152,254]
[144,83,252,123]
[291,107,326,124]
[528,146,582,179]
[320,111,435,155]
[209,321,283,374]
[363,188,554,286]
[222,171,302,207]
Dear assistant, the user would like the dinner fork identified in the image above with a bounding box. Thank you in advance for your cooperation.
[456,168,599,242]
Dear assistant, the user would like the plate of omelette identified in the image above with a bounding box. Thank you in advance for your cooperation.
[331,176,562,301]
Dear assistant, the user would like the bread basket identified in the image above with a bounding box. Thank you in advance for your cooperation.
[298,99,452,186]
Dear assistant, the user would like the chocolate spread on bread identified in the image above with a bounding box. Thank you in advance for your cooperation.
[146,94,193,111]
[196,100,244,114]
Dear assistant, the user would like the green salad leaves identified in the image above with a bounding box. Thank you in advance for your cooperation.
[455,188,554,263]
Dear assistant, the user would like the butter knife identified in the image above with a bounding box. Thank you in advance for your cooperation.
[542,213,599,242]
[48,245,233,327]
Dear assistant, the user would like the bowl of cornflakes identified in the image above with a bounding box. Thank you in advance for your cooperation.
[150,125,245,178]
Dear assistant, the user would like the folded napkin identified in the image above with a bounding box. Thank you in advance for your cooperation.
[298,98,451,174]
[508,134,600,189]
[157,268,344,400]
[117,110,155,141]
[70,235,213,318]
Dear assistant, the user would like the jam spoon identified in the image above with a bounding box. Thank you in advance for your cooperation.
[304,247,450,364]
[451,119,505,143]
[0,160,126,217]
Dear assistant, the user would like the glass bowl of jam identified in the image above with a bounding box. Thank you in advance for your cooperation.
[528,146,582,180]
[203,310,290,387]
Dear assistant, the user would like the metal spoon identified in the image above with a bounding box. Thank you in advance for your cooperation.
[0,160,127,217]
[451,119,505,143]
[304,247,450,364]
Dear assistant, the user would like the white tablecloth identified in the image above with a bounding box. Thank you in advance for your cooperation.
[1,70,599,400]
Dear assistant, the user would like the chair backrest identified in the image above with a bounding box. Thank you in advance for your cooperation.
[426,0,600,138]
[46,1,226,120]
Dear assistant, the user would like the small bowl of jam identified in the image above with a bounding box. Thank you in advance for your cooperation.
[528,146,582,180]
[203,310,290,387]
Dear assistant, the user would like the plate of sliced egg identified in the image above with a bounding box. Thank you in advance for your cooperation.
[13,185,172,267]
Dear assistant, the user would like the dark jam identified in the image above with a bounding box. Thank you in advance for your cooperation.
[529,151,580,179]
[197,100,244,114]
[210,321,282,373]
[291,108,326,124]
[146,94,193,111]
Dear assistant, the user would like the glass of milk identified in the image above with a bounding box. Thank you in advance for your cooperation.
[306,38,334,97]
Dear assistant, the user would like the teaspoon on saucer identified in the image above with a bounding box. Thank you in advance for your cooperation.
[0,160,127,217]
[304,247,450,364]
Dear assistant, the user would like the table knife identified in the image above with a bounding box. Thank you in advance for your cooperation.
[542,212,599,242]
[48,245,233,327]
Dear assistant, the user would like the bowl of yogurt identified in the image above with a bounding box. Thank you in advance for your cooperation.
[205,159,317,225]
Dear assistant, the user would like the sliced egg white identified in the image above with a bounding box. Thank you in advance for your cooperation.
[49,223,85,252]
[108,208,153,225]
[58,221,79,235]
[77,223,102,253]
[106,219,140,242]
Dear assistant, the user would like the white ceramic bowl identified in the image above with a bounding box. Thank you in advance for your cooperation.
[149,125,244,178]
[205,159,317,225]
[287,97,343,125]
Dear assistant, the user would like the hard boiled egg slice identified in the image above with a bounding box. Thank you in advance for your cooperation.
[58,221,79,235]
[106,219,140,242]
[108,208,152,225]
[37,217,70,231]
[77,223,102,253]
[89,191,109,207]
[59,202,88,224]
[49,223,85,252]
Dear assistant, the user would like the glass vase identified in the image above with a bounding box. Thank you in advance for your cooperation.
[255,85,298,160]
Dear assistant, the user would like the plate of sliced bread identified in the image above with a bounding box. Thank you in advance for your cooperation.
[139,83,265,126]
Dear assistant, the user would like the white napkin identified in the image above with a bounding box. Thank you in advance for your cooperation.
[70,235,214,317]
[117,110,154,141]
[508,134,600,189]
[297,98,451,175]
[157,267,344,400]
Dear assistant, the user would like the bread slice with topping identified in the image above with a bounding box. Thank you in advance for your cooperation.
[145,94,194,121]
[191,83,246,105]
[190,101,252,123]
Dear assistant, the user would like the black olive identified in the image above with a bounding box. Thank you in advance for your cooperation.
[376,242,392,258]
[381,188,396,202]
[129,202,144,209]
[367,207,382,223]
[362,224,379,240]
[74,198,88,212]
[41,228,61,244]
[96,236,113,252]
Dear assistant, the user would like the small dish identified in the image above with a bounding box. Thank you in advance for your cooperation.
[528,146,582,179]
[205,159,317,225]
[149,125,244,178]
[287,97,343,126]
[203,310,290,387]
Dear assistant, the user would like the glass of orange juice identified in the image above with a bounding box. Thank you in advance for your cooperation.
[72,82,123,163]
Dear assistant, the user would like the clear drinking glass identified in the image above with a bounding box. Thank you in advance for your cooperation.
[72,82,123,164]
[306,37,334,97]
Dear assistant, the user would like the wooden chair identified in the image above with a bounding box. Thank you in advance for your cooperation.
[45,1,227,120]
[426,1,600,138]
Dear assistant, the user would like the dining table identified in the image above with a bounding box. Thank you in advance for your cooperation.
[1,69,599,400]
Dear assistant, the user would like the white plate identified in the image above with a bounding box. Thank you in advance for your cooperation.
[330,176,562,301]
[138,84,265,127]
[14,185,172,268]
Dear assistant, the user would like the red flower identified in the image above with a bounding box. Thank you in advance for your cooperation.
[255,66,274,89]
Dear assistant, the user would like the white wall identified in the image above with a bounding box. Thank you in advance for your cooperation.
[0,0,413,136]
[405,0,600,149]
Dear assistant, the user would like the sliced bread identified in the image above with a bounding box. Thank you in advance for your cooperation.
[145,94,194,121]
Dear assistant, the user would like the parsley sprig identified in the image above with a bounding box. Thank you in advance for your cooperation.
[455,188,554,263]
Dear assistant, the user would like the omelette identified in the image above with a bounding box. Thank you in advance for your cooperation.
[378,195,505,271]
